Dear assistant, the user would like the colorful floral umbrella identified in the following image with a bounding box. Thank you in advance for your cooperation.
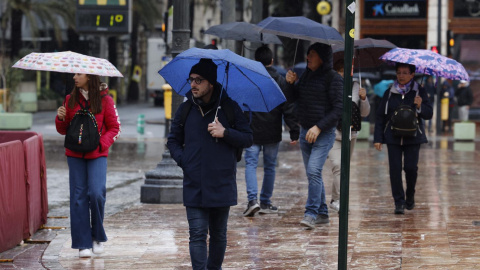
[12,51,123,77]
[380,48,469,81]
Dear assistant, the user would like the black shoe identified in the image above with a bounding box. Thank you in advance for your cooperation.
[243,200,260,217]
[394,204,405,215]
[259,203,278,214]
[406,200,415,210]
[406,195,415,210]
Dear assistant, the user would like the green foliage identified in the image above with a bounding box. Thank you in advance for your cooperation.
[4,62,23,93]
[38,87,61,101]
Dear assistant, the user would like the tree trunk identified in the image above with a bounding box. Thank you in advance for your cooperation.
[127,12,140,102]
[10,9,23,60]
[108,36,118,95]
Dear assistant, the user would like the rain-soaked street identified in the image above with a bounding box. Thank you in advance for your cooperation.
[1,104,480,269]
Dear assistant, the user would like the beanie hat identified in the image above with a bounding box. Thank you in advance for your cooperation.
[307,42,332,63]
[189,58,217,85]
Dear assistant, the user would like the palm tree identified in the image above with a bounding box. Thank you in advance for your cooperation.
[0,0,75,110]
[1,0,75,60]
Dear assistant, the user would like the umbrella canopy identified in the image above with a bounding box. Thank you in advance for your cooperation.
[374,80,394,97]
[332,38,397,69]
[204,22,282,45]
[159,48,286,112]
[257,16,344,45]
[12,51,123,77]
[380,48,469,81]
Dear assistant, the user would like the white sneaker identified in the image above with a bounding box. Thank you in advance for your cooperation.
[329,200,340,213]
[92,241,104,254]
[79,249,92,258]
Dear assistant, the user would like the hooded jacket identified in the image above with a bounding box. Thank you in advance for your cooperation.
[284,43,343,131]
[167,83,253,207]
[373,81,433,145]
[247,66,299,144]
[55,83,121,159]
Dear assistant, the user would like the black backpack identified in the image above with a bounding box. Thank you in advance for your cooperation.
[179,99,243,162]
[64,100,103,153]
[388,88,419,137]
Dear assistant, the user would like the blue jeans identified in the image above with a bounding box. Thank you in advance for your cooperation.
[186,206,230,270]
[299,127,335,218]
[67,157,107,249]
[244,143,280,205]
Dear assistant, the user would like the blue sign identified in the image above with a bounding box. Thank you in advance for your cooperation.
[364,0,427,19]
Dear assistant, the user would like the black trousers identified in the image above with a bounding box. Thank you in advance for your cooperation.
[386,144,420,206]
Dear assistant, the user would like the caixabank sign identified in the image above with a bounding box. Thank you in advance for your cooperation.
[364,0,427,19]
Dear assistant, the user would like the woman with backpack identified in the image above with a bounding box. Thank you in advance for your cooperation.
[56,73,121,258]
[373,63,432,215]
[327,60,371,213]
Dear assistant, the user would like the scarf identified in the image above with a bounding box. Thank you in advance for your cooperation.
[394,79,413,95]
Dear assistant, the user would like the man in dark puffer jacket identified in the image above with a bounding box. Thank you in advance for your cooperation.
[285,42,343,229]
[242,46,300,217]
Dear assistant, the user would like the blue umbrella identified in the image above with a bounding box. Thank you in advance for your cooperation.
[374,80,394,97]
[158,48,286,112]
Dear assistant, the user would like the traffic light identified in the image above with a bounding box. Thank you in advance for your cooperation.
[430,46,439,54]
[447,30,454,56]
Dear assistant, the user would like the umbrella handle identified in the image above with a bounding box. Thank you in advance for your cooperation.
[293,39,299,66]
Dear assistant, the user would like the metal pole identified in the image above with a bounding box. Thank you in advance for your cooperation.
[221,0,235,51]
[140,0,191,204]
[171,0,191,116]
[436,0,442,134]
[338,0,355,269]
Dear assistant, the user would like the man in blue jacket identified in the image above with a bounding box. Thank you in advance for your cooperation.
[167,58,253,269]
[285,42,343,229]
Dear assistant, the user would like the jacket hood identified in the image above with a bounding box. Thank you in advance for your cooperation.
[307,42,333,72]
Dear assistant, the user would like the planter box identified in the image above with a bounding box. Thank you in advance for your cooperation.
[37,100,58,111]
[0,113,33,130]
[13,82,37,113]
[453,122,476,141]
[356,121,370,140]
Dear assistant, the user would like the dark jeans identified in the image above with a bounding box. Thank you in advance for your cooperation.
[386,144,420,206]
[186,206,230,270]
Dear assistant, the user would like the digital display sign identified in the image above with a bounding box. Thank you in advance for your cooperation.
[76,0,131,33]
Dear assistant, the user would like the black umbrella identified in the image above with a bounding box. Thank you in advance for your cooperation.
[205,22,282,45]
[332,38,397,69]
[257,16,344,64]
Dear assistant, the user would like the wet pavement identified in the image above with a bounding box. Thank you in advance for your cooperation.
[1,103,480,269]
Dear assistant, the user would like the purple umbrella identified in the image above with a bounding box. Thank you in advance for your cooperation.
[380,47,469,81]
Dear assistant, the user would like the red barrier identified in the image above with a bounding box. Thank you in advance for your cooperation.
[23,135,43,238]
[0,140,27,253]
[38,134,48,225]
[0,131,49,252]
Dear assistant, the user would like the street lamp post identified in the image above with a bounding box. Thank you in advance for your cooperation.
[140,0,191,204]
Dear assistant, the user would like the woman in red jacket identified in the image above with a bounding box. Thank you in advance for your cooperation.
[56,73,121,258]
